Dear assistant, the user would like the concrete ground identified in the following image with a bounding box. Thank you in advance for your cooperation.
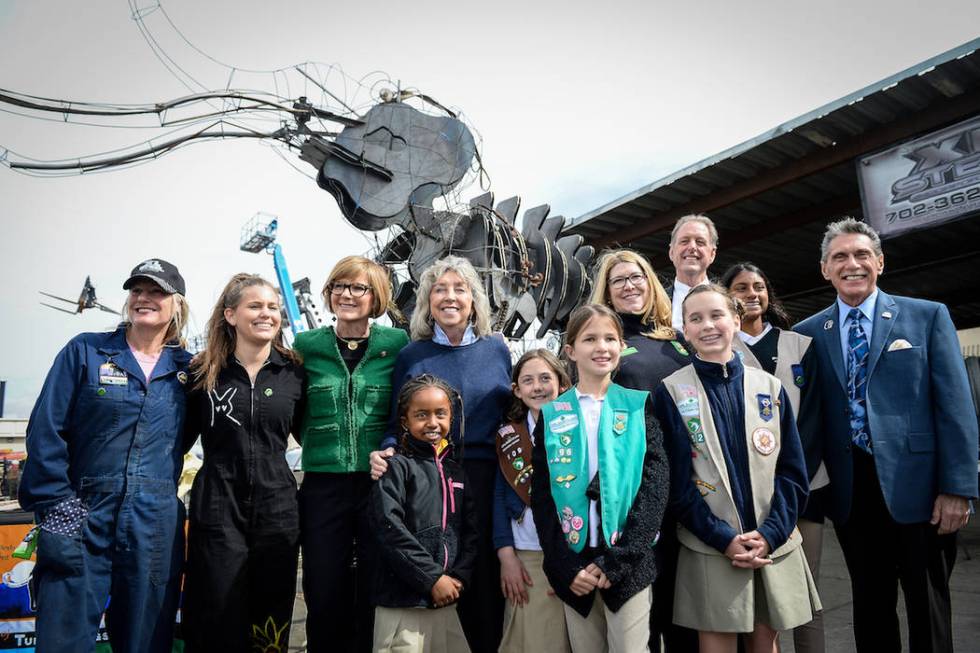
[287,517,980,652]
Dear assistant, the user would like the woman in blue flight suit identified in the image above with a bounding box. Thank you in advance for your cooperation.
[19,259,192,653]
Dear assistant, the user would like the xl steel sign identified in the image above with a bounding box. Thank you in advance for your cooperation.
[857,115,980,238]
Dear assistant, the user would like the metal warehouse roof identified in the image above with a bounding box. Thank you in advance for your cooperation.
[566,38,980,328]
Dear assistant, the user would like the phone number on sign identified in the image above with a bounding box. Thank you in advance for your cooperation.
[886,187,980,223]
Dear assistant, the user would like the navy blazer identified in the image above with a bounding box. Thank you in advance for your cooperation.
[795,291,978,525]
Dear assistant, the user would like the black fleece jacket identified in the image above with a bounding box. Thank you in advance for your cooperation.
[530,397,669,617]
[369,436,479,609]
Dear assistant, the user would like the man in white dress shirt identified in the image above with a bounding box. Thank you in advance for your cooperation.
[666,214,718,330]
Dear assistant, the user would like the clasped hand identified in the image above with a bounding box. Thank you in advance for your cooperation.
[569,563,612,596]
[724,531,772,569]
[431,574,463,608]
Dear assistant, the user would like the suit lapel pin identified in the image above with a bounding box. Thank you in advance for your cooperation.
[882,311,892,320]
[823,319,834,330]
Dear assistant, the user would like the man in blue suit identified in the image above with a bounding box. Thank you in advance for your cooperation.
[796,217,978,653]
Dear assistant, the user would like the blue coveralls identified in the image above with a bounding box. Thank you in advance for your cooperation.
[19,327,191,653]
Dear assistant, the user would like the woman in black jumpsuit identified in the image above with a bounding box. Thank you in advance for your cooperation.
[182,273,305,652]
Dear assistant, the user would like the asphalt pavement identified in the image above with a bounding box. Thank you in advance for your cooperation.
[287,516,980,652]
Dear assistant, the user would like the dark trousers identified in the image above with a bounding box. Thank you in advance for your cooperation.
[299,472,376,653]
[34,493,184,653]
[183,479,300,653]
[649,514,699,653]
[834,449,957,653]
[457,458,503,653]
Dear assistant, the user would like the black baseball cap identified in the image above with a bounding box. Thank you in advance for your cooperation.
[123,259,186,296]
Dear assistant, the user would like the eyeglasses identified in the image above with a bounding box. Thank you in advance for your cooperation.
[329,282,372,297]
[608,273,647,290]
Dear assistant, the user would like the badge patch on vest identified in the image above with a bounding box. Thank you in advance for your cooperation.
[694,479,717,496]
[555,474,577,488]
[791,364,804,387]
[553,401,572,412]
[678,384,698,399]
[549,413,579,433]
[685,417,705,444]
[756,394,774,422]
[676,397,700,417]
[612,410,628,435]
[670,341,689,356]
[752,427,776,455]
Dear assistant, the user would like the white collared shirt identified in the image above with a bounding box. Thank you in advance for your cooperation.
[432,322,478,347]
[738,322,772,346]
[670,277,709,331]
[511,411,542,550]
[575,388,604,548]
[836,289,879,367]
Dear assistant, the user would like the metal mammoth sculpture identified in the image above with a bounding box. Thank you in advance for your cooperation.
[299,99,595,338]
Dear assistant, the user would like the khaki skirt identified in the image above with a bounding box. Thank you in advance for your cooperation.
[672,544,821,633]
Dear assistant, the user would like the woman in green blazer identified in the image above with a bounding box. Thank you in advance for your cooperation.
[293,255,409,653]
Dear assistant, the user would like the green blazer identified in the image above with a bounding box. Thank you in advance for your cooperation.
[293,323,409,473]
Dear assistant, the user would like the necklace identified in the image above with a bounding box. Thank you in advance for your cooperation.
[336,334,368,350]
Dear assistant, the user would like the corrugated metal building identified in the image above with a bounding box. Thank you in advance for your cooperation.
[565,38,980,328]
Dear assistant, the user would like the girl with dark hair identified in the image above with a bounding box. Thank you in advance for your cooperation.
[494,349,572,653]
[369,374,478,653]
[182,273,306,652]
[531,304,669,652]
[721,264,827,653]
[370,256,512,653]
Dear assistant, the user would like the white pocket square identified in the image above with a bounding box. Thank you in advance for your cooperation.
[887,339,914,352]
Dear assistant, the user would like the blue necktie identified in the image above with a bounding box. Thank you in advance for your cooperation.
[846,308,872,454]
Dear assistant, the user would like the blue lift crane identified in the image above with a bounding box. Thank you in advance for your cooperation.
[240,213,307,336]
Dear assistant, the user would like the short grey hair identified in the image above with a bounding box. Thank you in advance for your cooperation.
[670,214,719,247]
[410,255,493,341]
[820,217,882,262]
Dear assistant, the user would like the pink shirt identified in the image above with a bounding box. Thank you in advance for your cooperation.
[130,347,161,382]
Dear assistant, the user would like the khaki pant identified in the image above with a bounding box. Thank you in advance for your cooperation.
[498,549,570,653]
[563,587,651,653]
[374,605,470,653]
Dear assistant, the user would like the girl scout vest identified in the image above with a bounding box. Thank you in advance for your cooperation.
[733,331,827,489]
[541,384,648,553]
[661,364,802,558]
[496,419,534,506]
[731,329,811,417]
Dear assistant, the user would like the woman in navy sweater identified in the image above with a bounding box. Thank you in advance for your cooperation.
[370,255,512,653]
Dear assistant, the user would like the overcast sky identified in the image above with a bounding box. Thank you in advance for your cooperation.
[2,0,980,417]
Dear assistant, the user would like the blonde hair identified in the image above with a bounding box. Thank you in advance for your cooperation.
[322,255,395,319]
[590,249,675,340]
[190,273,300,391]
[121,292,189,349]
[410,256,492,341]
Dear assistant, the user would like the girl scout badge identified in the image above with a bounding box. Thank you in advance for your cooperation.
[496,423,534,505]
[752,427,776,455]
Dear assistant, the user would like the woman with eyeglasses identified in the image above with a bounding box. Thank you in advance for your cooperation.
[292,256,409,652]
[590,249,699,653]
